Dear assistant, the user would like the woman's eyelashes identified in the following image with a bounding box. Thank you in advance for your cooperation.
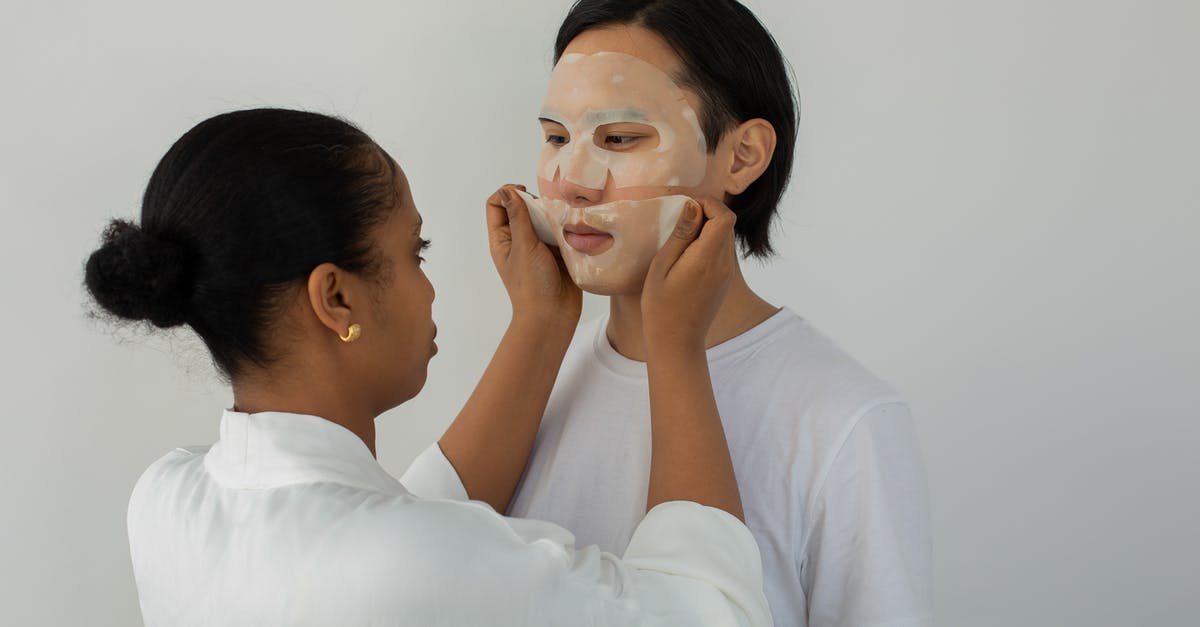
[417,238,431,263]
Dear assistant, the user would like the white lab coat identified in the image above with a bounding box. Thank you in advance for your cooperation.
[127,410,772,626]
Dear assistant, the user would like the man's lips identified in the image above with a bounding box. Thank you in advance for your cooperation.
[563,222,613,254]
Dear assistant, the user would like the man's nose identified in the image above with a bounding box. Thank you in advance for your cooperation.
[556,139,608,205]
[555,176,604,207]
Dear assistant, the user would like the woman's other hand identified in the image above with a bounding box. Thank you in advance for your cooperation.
[641,197,738,355]
[443,186,583,512]
[486,185,582,328]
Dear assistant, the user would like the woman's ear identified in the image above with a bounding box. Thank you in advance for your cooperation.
[724,118,777,195]
[306,262,356,340]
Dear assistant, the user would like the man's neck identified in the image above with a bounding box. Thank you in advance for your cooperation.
[606,265,780,363]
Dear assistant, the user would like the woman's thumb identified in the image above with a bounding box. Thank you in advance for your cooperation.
[651,199,703,271]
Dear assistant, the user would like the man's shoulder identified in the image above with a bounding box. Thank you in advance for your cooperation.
[717,309,903,412]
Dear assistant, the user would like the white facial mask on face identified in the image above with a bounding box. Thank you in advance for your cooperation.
[538,52,708,191]
[531,51,708,294]
[516,190,688,295]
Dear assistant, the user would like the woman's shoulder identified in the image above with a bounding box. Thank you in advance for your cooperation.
[129,445,211,498]
[352,494,578,553]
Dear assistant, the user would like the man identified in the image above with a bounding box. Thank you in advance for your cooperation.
[505,1,933,625]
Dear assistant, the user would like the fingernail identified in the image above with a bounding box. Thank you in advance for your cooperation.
[499,188,512,206]
[685,201,700,222]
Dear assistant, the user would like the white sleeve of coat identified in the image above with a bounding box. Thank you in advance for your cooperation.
[395,459,770,624]
[622,501,773,626]
[398,441,470,502]
[354,495,771,625]
[502,500,773,626]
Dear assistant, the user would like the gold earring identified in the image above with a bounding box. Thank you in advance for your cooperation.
[339,324,362,343]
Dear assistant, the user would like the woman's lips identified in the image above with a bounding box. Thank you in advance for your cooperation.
[563,223,613,254]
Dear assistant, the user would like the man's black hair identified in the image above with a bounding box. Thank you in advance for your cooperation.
[556,0,799,258]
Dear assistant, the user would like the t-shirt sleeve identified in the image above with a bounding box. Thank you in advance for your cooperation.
[398,441,470,502]
[801,402,934,627]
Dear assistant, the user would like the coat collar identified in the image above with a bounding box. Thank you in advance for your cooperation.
[203,409,407,496]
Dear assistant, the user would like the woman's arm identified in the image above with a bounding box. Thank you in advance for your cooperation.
[437,186,581,513]
[641,199,745,520]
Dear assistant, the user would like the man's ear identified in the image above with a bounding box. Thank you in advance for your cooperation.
[306,262,356,340]
[724,118,777,196]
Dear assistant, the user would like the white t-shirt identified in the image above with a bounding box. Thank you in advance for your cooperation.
[508,309,933,627]
[127,410,773,626]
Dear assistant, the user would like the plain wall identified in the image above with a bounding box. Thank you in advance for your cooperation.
[1,1,1196,625]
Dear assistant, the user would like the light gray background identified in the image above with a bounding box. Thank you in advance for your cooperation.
[2,1,1196,625]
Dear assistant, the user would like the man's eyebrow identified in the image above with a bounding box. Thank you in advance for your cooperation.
[584,108,649,125]
[539,108,651,126]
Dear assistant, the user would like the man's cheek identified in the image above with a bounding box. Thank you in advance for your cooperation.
[520,192,690,295]
[542,155,706,193]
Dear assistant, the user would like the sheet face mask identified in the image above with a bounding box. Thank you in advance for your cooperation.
[532,51,708,294]
[537,52,708,191]
[516,190,689,295]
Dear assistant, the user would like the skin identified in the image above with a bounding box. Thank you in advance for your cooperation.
[437,184,583,512]
[228,154,742,519]
[231,167,436,457]
[229,166,582,518]
[640,196,745,519]
[234,27,775,521]
[461,185,746,520]
[541,25,782,362]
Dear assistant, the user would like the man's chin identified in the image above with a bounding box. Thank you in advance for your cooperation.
[579,283,623,296]
[562,251,655,297]
[575,276,645,296]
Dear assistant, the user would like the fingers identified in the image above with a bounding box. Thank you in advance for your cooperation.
[687,197,738,261]
[487,184,531,261]
[486,184,528,230]
[486,187,511,233]
[497,186,539,253]
[650,199,705,274]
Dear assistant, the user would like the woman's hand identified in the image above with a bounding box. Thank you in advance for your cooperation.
[487,185,582,329]
[641,197,738,355]
[640,197,745,521]
[442,186,583,512]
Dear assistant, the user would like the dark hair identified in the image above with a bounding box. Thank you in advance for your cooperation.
[555,0,799,258]
[85,108,399,379]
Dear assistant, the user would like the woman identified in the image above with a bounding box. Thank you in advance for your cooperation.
[84,108,771,626]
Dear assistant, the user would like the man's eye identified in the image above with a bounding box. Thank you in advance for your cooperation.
[604,135,641,148]
[545,134,568,146]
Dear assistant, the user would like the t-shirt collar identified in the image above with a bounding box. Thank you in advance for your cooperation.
[592,307,797,378]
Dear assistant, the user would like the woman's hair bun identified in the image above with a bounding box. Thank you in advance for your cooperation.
[84,219,196,328]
